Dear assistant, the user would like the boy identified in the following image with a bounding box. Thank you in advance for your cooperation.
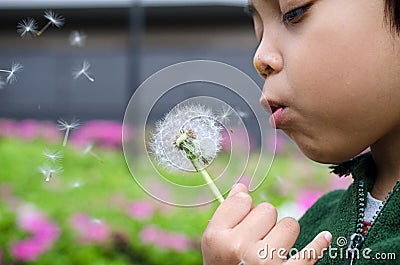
[201,0,400,264]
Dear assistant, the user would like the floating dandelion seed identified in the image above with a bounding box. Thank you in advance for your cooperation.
[82,143,102,162]
[17,17,38,38]
[149,104,225,203]
[38,164,63,182]
[219,106,233,124]
[0,63,23,84]
[42,149,63,162]
[73,60,95,82]
[37,10,64,36]
[57,119,80,147]
[69,30,86,47]
[71,181,83,188]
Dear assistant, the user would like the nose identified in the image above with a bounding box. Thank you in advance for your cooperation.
[253,38,283,79]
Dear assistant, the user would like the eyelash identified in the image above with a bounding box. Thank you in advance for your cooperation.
[282,4,312,24]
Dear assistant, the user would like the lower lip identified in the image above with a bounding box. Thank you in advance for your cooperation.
[269,107,286,128]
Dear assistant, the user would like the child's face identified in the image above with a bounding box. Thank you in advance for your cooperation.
[252,0,400,163]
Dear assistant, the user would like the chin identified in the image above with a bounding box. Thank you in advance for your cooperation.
[289,133,365,165]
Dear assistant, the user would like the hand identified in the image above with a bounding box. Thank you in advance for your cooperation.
[201,183,332,265]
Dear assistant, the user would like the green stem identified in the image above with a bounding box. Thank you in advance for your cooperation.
[190,159,224,204]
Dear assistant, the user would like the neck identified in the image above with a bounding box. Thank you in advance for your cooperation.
[370,124,400,201]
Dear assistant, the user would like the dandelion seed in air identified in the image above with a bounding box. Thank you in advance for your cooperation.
[82,143,103,162]
[43,149,63,162]
[57,119,80,147]
[38,164,63,182]
[17,17,38,38]
[149,104,225,203]
[0,63,23,84]
[37,10,64,36]
[69,31,86,47]
[73,60,95,82]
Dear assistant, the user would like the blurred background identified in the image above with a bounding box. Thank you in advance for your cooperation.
[0,0,259,121]
[0,1,352,264]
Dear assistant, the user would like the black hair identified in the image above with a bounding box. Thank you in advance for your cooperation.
[385,0,400,34]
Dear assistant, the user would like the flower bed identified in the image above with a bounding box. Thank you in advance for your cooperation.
[0,119,352,265]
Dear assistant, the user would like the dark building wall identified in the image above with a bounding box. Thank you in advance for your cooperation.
[0,6,262,122]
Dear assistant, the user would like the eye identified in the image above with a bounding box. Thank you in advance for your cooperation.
[282,4,312,24]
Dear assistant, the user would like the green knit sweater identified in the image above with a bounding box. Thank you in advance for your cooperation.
[292,153,400,264]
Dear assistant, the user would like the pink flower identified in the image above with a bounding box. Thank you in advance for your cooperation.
[69,213,110,244]
[127,200,154,220]
[296,190,323,214]
[38,121,62,142]
[0,119,61,142]
[139,226,191,252]
[220,127,255,153]
[10,238,44,262]
[264,131,287,154]
[0,118,17,138]
[330,175,354,190]
[71,120,132,149]
[11,205,60,262]
[16,119,40,140]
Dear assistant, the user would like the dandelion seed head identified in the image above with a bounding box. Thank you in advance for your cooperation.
[44,10,64,27]
[17,17,38,38]
[73,60,91,79]
[69,30,86,47]
[237,110,249,119]
[217,105,235,129]
[5,63,23,84]
[92,218,102,224]
[57,118,80,131]
[82,143,93,155]
[149,104,223,171]
[71,181,83,188]
[42,149,63,162]
[38,164,63,182]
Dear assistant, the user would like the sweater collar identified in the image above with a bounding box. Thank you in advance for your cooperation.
[330,152,377,191]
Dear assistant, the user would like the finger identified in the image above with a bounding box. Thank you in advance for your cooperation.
[233,202,277,241]
[288,231,332,265]
[208,191,253,230]
[227,183,248,197]
[262,217,300,255]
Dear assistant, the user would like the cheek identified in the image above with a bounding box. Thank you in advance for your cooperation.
[282,0,400,162]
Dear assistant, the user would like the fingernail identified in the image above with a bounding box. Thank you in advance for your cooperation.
[228,183,239,197]
[324,232,332,243]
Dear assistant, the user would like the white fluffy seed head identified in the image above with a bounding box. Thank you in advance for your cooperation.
[17,17,38,38]
[38,164,63,182]
[73,60,91,79]
[69,31,86,47]
[149,104,223,172]
[42,149,63,162]
[57,118,80,131]
[44,10,65,27]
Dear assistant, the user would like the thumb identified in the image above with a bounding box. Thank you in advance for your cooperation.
[288,231,332,265]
